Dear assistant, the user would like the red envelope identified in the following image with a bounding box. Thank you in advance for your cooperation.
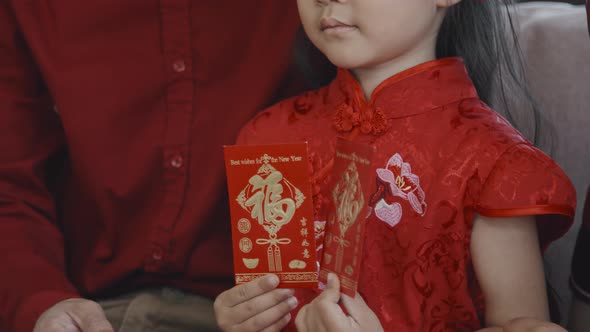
[320,138,375,297]
[224,143,318,288]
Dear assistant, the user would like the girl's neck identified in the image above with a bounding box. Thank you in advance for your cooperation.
[351,43,437,101]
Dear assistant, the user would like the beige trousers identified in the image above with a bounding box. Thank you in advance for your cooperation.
[98,288,221,332]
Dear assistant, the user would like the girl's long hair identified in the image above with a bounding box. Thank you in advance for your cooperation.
[294,0,548,149]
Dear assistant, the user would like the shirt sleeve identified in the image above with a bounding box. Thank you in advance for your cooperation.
[571,188,590,304]
[475,143,576,250]
[0,4,79,331]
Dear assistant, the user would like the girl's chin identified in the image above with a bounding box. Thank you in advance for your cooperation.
[324,54,370,71]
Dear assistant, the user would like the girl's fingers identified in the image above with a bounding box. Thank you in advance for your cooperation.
[259,313,292,332]
[239,295,298,331]
[318,273,341,304]
[216,274,280,308]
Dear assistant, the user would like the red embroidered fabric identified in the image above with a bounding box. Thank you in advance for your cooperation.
[237,58,575,331]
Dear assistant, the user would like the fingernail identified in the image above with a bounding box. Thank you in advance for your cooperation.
[287,296,298,308]
[284,288,295,296]
[278,288,295,298]
[267,274,279,287]
[285,313,292,322]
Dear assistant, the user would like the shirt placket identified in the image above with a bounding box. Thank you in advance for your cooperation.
[144,0,193,272]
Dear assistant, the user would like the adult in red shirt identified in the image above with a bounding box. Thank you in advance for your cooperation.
[0,1,301,331]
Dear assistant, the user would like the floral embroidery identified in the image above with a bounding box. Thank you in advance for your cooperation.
[371,154,427,227]
[428,296,478,332]
[413,233,466,293]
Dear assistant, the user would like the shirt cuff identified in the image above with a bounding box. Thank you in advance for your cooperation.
[12,290,80,332]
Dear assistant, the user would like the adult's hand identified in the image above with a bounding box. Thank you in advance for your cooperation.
[34,298,114,332]
[214,274,298,332]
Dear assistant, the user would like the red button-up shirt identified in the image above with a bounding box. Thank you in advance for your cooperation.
[0,2,301,331]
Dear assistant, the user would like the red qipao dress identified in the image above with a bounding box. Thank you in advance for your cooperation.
[237,58,576,331]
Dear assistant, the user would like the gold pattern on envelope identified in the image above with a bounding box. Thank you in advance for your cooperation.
[236,272,318,284]
[238,218,251,234]
[239,237,253,253]
[236,154,306,272]
[345,265,354,276]
[332,161,364,273]
[288,259,307,269]
[243,258,259,269]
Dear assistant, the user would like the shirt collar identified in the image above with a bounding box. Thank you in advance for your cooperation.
[327,57,479,136]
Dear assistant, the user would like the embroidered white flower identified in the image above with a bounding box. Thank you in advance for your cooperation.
[372,154,427,227]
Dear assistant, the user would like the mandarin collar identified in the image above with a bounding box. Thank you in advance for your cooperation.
[325,57,479,136]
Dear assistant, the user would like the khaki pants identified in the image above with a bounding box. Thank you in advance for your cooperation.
[98,288,221,332]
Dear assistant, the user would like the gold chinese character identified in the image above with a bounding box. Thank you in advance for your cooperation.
[246,171,295,227]
[303,249,310,259]
[300,217,307,227]
[333,162,364,238]
[302,239,310,247]
[300,228,308,237]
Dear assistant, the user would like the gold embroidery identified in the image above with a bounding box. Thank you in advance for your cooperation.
[395,175,412,191]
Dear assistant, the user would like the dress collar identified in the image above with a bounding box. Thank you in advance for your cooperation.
[326,57,479,135]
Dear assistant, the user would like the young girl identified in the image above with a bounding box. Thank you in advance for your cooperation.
[214,0,576,331]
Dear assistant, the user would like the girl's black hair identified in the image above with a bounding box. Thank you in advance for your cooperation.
[294,0,559,322]
[294,0,549,150]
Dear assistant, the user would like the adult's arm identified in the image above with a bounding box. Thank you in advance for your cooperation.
[0,3,80,331]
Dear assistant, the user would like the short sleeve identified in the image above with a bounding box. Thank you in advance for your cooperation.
[571,188,590,303]
[475,143,576,250]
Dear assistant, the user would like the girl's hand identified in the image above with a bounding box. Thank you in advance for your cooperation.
[213,274,298,332]
[295,273,383,332]
[503,318,567,332]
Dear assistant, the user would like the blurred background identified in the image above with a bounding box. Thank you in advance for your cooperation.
[506,0,589,326]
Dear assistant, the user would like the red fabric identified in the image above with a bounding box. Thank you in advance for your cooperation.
[238,58,576,331]
[0,1,301,331]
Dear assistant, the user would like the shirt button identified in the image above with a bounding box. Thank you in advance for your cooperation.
[170,154,183,169]
[172,60,186,73]
[152,247,163,261]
